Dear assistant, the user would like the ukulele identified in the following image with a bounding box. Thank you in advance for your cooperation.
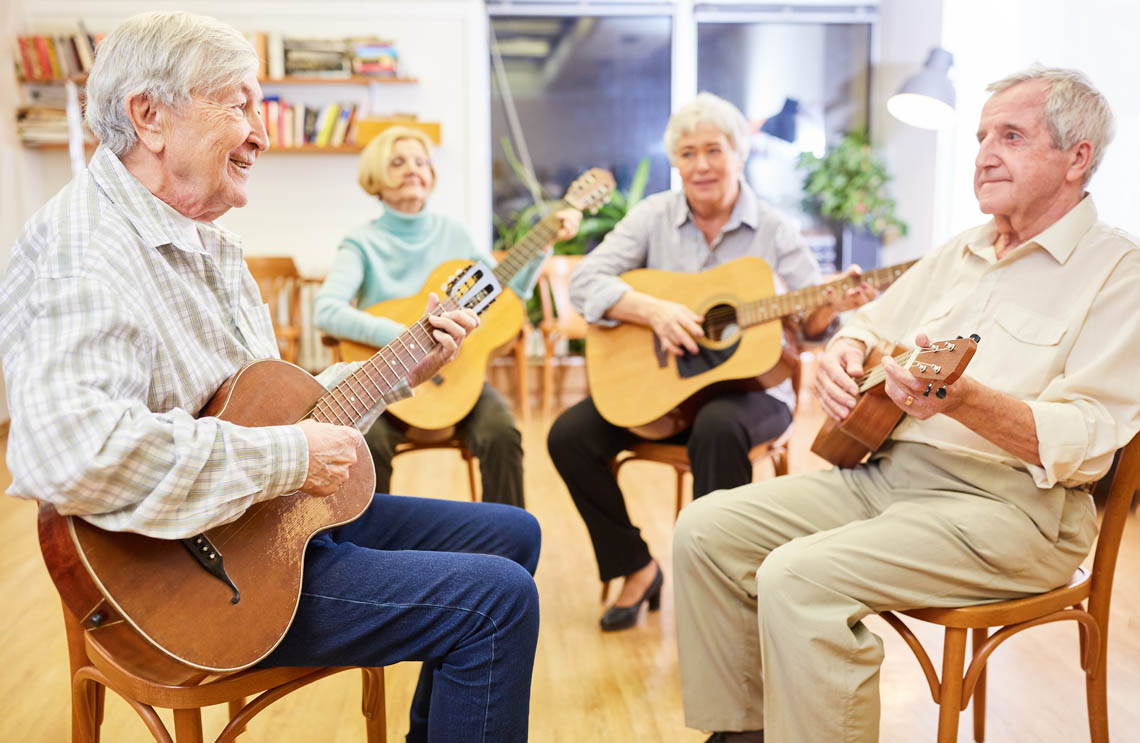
[810,335,980,467]
[38,266,503,678]
[336,168,616,430]
[586,257,918,439]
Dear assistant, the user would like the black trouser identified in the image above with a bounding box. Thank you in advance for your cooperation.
[365,384,526,508]
[547,390,792,581]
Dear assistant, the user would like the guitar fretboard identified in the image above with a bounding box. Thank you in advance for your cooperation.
[307,298,461,427]
[736,259,919,327]
[491,200,568,287]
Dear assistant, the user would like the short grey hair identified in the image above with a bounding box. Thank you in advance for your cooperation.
[663,92,751,164]
[85,11,258,156]
[987,65,1115,184]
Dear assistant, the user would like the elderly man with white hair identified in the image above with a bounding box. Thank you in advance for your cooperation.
[674,67,1140,743]
[547,92,874,632]
[0,12,542,743]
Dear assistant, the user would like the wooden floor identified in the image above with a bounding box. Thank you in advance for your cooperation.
[1,366,1138,742]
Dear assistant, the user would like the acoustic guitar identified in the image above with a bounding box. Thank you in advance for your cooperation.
[37,265,503,677]
[810,335,980,467]
[336,168,616,430]
[586,256,918,439]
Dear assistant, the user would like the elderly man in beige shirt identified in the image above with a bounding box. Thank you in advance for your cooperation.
[674,66,1140,743]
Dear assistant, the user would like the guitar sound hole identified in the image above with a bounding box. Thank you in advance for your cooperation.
[703,304,739,342]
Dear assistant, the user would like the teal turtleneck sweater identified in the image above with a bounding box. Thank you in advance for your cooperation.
[314,206,544,348]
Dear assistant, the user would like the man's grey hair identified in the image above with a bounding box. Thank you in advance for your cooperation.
[84,11,258,156]
[987,65,1115,184]
[663,92,751,165]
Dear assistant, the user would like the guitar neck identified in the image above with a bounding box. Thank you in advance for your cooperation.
[855,348,920,393]
[307,298,460,427]
[492,200,568,286]
[737,259,919,328]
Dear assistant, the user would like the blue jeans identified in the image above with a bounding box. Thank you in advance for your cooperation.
[259,494,541,743]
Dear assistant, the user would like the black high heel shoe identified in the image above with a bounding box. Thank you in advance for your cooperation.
[600,565,664,632]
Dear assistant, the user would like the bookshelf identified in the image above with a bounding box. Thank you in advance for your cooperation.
[15,29,439,151]
[16,75,442,151]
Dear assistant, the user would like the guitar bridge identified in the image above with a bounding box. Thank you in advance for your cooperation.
[180,534,241,604]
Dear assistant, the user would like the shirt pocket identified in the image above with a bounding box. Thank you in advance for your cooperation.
[991,302,1068,395]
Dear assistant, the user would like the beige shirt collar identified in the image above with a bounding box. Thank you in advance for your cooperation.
[964,194,1097,265]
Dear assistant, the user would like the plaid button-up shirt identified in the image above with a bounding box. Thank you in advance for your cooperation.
[1,146,345,538]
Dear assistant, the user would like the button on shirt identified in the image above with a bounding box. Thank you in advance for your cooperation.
[0,146,313,538]
[834,196,1140,491]
[570,182,823,410]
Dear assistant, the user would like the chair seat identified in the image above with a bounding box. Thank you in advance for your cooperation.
[902,567,1090,629]
[85,630,330,708]
[625,439,779,473]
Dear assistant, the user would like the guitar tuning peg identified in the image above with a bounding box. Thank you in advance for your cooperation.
[969,333,981,343]
[923,382,933,397]
[936,386,948,399]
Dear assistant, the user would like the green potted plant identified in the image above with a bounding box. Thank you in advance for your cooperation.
[797,127,907,269]
[494,138,651,328]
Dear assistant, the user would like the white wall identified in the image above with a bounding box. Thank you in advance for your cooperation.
[873,0,947,265]
[941,0,1140,238]
[5,0,491,277]
[877,0,1140,268]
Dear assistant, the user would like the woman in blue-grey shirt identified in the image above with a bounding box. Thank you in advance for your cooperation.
[548,93,876,631]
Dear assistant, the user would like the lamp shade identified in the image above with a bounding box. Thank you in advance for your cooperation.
[887,48,955,130]
[760,98,800,144]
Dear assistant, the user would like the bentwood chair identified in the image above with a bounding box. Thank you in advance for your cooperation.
[879,431,1140,742]
[58,603,387,743]
[42,524,388,743]
[535,255,588,419]
[244,256,305,365]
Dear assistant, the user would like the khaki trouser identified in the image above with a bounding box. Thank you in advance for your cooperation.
[673,442,1097,742]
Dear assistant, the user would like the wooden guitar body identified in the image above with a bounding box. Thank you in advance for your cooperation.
[338,259,526,430]
[37,359,376,674]
[809,346,904,467]
[810,337,979,468]
[586,256,784,436]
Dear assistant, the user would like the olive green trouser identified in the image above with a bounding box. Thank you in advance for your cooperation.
[673,442,1096,742]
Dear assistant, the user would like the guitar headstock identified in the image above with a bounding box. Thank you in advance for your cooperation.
[907,335,980,387]
[563,168,616,214]
[444,262,502,316]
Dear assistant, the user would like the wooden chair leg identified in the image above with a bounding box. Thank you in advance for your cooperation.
[1087,631,1110,743]
[514,332,530,420]
[937,627,967,743]
[71,675,100,743]
[172,709,204,743]
[673,468,685,521]
[971,627,987,742]
[227,698,246,738]
[63,606,99,743]
[601,581,611,604]
[362,668,387,743]
[541,340,555,420]
[463,450,479,502]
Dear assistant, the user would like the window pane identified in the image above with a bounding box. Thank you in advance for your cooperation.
[490,16,673,250]
[698,22,873,270]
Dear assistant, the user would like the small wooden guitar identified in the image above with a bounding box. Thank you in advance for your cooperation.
[810,335,980,467]
[37,265,503,678]
[586,256,918,439]
[337,168,616,430]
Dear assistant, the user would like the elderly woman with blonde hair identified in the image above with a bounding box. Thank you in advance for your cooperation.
[547,92,876,632]
[315,126,580,508]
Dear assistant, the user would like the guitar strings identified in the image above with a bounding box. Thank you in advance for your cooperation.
[856,348,920,392]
